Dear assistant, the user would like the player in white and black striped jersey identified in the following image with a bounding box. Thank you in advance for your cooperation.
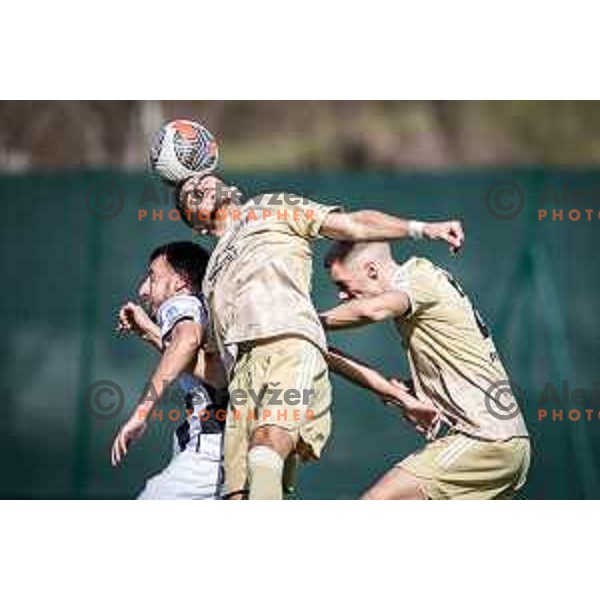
[112,241,229,499]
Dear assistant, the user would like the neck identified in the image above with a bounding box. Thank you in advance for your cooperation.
[381,260,401,291]
[171,286,193,299]
[212,216,234,238]
[212,200,239,238]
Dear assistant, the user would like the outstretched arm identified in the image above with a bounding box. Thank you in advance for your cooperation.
[320,291,410,331]
[326,346,440,437]
[320,211,464,254]
[111,320,203,466]
[327,346,412,406]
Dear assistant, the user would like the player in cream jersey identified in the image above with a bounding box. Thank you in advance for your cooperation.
[389,257,528,440]
[321,241,530,499]
[175,173,465,499]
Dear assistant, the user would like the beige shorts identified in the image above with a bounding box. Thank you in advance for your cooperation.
[399,434,531,500]
[222,336,332,497]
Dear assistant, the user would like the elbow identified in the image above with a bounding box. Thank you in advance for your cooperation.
[358,305,390,323]
[182,336,201,354]
[172,333,201,356]
[345,211,384,242]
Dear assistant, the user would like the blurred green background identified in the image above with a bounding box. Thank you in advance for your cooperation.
[1,167,599,499]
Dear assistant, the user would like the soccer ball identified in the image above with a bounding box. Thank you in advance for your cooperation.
[149,120,219,183]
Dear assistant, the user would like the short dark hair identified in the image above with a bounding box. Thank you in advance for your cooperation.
[149,241,210,292]
[324,241,354,269]
[173,172,247,228]
[173,172,223,228]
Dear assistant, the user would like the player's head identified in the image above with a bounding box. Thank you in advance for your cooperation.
[325,241,396,300]
[175,173,243,235]
[138,241,210,316]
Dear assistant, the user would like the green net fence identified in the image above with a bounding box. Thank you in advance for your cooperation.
[1,168,598,498]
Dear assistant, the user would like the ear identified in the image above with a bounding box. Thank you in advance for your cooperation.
[224,185,242,207]
[173,275,189,293]
[366,261,379,280]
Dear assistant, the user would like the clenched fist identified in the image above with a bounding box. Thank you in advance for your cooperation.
[424,220,464,254]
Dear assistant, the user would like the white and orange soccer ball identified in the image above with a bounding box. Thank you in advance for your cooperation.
[149,119,219,183]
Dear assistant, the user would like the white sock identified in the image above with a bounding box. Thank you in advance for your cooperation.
[247,446,284,500]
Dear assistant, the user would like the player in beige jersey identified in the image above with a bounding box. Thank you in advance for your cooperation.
[321,241,530,499]
[175,173,464,499]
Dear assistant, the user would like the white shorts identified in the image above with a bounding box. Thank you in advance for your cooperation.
[137,434,223,500]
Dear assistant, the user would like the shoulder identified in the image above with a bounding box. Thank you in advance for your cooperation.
[408,256,436,273]
[401,257,443,283]
[247,192,337,211]
[242,192,340,238]
[392,256,430,284]
[157,294,208,330]
[391,257,442,316]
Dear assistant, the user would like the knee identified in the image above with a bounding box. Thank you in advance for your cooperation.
[251,425,294,458]
[361,487,388,500]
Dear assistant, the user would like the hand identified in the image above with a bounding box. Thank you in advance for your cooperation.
[117,302,155,340]
[423,220,464,254]
[111,415,147,466]
[387,378,441,437]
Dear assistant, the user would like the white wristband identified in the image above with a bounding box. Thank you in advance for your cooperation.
[408,220,425,240]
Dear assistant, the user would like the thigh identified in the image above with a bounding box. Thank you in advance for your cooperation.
[399,435,531,500]
[223,337,333,496]
[253,337,332,460]
[222,348,266,497]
